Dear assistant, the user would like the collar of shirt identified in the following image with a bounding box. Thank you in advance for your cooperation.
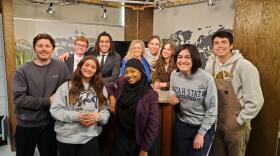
[97,52,109,64]
[73,54,84,72]
[74,54,84,63]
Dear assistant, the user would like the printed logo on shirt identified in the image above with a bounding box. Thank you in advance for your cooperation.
[51,75,58,78]
[72,90,98,112]
[173,85,206,102]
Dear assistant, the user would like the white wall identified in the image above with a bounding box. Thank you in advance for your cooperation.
[13,0,124,27]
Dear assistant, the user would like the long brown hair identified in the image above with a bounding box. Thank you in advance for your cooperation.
[154,41,176,82]
[69,56,106,107]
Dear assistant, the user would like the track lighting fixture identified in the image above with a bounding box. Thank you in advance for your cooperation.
[46,3,55,14]
[207,0,215,6]
[156,2,164,11]
[101,7,108,19]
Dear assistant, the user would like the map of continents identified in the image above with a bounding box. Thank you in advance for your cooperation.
[168,25,232,68]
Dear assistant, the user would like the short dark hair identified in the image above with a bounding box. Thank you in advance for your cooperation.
[94,31,115,54]
[174,44,202,74]
[148,35,161,45]
[211,31,233,45]
[33,33,55,50]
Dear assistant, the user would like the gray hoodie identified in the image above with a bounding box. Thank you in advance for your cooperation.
[205,50,264,125]
[170,68,218,135]
[50,81,110,144]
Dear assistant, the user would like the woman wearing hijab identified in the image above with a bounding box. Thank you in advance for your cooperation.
[107,58,160,156]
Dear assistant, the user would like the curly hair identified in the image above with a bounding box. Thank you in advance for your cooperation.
[69,56,106,107]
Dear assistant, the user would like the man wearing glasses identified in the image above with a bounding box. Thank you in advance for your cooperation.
[65,36,89,77]
[60,32,121,85]
[86,31,121,85]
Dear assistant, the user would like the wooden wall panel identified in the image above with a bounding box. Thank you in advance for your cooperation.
[234,0,280,155]
[1,0,17,151]
[125,8,153,41]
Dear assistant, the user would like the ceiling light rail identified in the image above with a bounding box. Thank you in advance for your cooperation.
[26,0,216,11]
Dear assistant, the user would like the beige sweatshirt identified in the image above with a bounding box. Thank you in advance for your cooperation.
[205,50,264,125]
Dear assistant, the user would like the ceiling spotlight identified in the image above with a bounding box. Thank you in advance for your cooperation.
[158,5,164,10]
[156,2,164,10]
[101,8,108,19]
[46,3,55,14]
[207,0,215,6]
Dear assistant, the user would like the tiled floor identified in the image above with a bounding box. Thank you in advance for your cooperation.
[0,145,15,156]
[0,145,40,156]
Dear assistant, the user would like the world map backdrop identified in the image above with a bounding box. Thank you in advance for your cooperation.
[166,25,233,68]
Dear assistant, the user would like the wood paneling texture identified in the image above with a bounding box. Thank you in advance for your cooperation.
[125,8,153,41]
[234,0,280,155]
[1,0,17,151]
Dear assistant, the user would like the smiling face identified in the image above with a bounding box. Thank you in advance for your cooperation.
[125,67,142,84]
[81,59,97,81]
[99,36,111,54]
[34,39,54,62]
[176,49,192,75]
[74,40,88,56]
[161,43,173,59]
[212,37,233,60]
[148,38,160,55]
[132,42,143,59]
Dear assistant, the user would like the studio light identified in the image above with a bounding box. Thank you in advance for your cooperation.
[158,5,164,10]
[101,8,108,19]
[46,3,55,14]
[207,0,215,6]
[156,2,164,11]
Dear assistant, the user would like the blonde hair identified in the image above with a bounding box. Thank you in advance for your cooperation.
[74,36,89,47]
[125,40,145,60]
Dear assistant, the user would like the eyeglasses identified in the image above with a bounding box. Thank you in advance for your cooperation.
[75,43,88,48]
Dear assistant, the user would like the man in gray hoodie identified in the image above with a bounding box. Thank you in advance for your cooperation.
[205,31,264,156]
[13,33,70,156]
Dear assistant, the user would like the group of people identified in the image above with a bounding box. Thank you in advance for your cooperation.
[12,30,264,156]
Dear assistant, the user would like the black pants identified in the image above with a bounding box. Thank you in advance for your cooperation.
[174,118,215,156]
[15,124,57,156]
[112,129,139,156]
[112,128,159,156]
[57,137,100,156]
